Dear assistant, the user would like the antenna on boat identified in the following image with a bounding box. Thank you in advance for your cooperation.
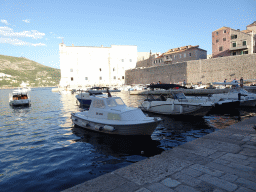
[107,88,112,97]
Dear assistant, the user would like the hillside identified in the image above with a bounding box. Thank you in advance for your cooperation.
[0,55,60,88]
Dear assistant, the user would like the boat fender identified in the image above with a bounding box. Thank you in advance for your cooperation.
[179,105,183,114]
[171,103,174,111]
[95,125,103,131]
[103,125,115,132]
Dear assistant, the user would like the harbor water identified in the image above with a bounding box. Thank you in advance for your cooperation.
[1,88,255,192]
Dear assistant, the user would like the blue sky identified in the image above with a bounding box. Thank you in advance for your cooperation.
[0,0,255,69]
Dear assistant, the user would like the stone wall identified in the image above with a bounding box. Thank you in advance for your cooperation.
[125,53,256,85]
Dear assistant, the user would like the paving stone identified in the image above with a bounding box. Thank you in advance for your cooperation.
[62,172,128,192]
[174,184,200,192]
[110,181,140,192]
[160,178,180,188]
[172,172,202,187]
[190,164,224,177]
[208,151,227,160]
[135,188,151,192]
[194,181,220,192]
[213,158,230,165]
[227,162,255,172]
[206,162,256,182]
[220,173,238,182]
[162,147,212,165]
[113,155,192,185]
[145,183,174,192]
[242,144,256,150]
[234,186,255,192]
[235,178,256,190]
[198,174,237,191]
[213,189,225,192]
[239,148,256,157]
[220,153,248,160]
[179,167,203,177]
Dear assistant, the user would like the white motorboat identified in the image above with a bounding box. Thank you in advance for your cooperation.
[75,91,105,107]
[71,92,162,135]
[9,88,31,106]
[139,92,215,116]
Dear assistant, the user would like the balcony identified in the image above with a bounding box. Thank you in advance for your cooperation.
[230,45,248,51]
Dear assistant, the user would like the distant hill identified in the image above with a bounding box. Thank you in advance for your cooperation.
[0,55,60,88]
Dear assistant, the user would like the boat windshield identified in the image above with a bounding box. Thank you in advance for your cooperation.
[173,92,186,99]
[115,98,125,105]
[106,99,117,107]
[92,99,105,108]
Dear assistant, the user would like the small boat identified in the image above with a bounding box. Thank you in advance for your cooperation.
[139,91,215,116]
[9,88,31,106]
[71,91,162,135]
[75,90,104,108]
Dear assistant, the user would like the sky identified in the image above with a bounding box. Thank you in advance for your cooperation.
[0,0,255,69]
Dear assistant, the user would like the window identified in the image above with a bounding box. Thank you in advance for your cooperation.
[179,54,182,58]
[189,53,192,56]
[70,68,73,72]
[223,38,226,41]
[130,59,132,62]
[184,53,186,58]
[216,31,219,35]
[122,76,124,79]
[231,35,237,39]
[113,68,115,71]
[92,99,105,108]
[99,68,102,71]
[71,77,73,81]
[243,41,246,46]
[244,51,248,54]
[232,52,237,55]
[166,56,168,59]
[216,39,219,43]
[113,76,116,80]
[224,30,226,33]
[85,77,88,80]
[232,42,236,47]
[174,55,176,59]
[99,76,102,80]
[121,59,124,62]
[155,60,158,63]
[219,46,223,51]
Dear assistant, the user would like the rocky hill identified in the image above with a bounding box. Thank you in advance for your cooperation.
[0,55,60,88]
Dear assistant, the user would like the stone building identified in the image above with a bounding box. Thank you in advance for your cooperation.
[152,45,207,66]
[59,43,137,88]
[212,21,256,58]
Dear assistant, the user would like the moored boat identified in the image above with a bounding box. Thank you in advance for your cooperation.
[71,92,162,135]
[139,91,215,116]
[9,88,31,106]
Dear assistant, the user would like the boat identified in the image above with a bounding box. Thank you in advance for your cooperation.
[212,82,256,107]
[71,91,162,135]
[9,88,31,106]
[75,90,104,108]
[139,91,215,116]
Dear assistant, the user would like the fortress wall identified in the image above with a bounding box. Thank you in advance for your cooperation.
[125,53,256,85]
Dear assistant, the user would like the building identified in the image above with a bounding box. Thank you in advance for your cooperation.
[212,21,256,58]
[152,45,207,66]
[59,43,137,88]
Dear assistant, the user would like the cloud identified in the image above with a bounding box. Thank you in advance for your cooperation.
[0,26,45,39]
[22,19,30,23]
[1,19,9,25]
[56,36,64,39]
[0,37,46,46]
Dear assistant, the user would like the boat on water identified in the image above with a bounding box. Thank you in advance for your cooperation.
[212,82,256,107]
[9,88,31,106]
[75,90,105,107]
[139,91,215,116]
[71,91,162,135]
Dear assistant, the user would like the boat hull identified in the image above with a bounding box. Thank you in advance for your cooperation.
[76,98,92,107]
[140,102,212,116]
[71,113,161,136]
[9,99,30,106]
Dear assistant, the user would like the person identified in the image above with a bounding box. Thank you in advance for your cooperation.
[183,80,186,86]
[240,77,243,88]
[232,78,239,88]
[158,81,162,84]
[224,79,227,87]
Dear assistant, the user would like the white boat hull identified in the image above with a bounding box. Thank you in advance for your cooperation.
[71,112,161,136]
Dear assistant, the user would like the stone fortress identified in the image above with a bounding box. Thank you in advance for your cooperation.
[58,21,256,88]
[126,21,256,85]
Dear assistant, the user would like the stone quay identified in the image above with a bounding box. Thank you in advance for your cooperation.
[63,116,256,192]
